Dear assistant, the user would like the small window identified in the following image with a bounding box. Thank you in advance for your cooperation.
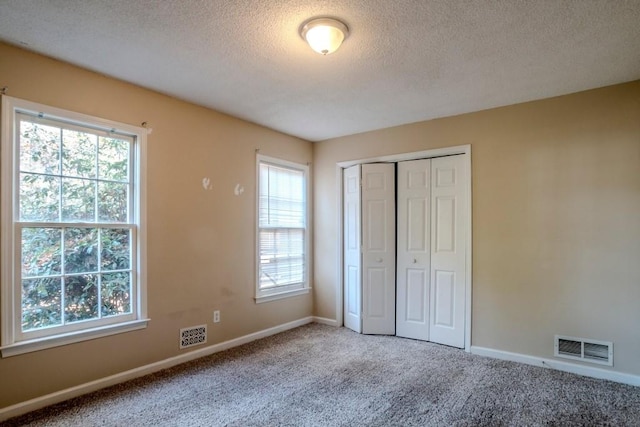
[1,96,148,356]
[256,155,309,302]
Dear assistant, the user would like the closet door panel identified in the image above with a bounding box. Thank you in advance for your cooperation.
[343,165,362,333]
[430,155,466,348]
[396,159,430,341]
[361,163,395,335]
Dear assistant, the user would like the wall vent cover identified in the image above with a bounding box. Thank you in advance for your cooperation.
[554,335,613,366]
[180,325,207,349]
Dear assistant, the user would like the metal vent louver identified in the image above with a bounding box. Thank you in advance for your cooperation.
[180,325,207,349]
[558,338,582,357]
[555,335,613,366]
[584,342,610,363]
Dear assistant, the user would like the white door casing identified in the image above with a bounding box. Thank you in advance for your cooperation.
[343,165,362,333]
[396,159,431,341]
[361,163,396,335]
[429,155,467,348]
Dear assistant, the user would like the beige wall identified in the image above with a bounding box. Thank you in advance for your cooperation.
[313,81,640,375]
[0,43,313,409]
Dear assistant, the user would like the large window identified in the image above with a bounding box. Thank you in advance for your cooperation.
[1,96,147,356]
[256,155,309,302]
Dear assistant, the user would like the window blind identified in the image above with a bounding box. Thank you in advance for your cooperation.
[258,162,306,289]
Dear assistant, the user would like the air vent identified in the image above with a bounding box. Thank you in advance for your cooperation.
[180,325,207,349]
[554,335,613,366]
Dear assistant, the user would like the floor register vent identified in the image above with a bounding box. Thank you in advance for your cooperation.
[554,335,613,366]
[180,325,207,349]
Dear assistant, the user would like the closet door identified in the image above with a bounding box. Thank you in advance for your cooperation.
[343,165,362,333]
[396,159,431,341]
[429,155,467,348]
[361,163,395,335]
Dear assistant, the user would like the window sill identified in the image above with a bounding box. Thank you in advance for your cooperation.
[0,319,150,358]
[255,287,311,304]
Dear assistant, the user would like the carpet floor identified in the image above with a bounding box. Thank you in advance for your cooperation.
[3,324,640,426]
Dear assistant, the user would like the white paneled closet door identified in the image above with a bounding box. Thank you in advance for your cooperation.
[343,165,362,333]
[429,155,467,348]
[361,163,396,335]
[343,154,467,344]
[396,159,431,341]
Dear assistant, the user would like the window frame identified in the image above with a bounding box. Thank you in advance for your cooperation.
[255,154,310,303]
[1,95,148,357]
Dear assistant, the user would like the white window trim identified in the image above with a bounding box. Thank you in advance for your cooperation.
[255,288,311,304]
[255,154,310,303]
[0,95,148,357]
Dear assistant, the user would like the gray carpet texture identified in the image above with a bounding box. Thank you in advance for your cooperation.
[4,323,640,426]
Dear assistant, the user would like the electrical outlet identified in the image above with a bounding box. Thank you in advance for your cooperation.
[213,310,220,323]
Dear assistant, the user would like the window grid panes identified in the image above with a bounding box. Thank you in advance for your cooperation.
[17,113,135,334]
[258,160,307,292]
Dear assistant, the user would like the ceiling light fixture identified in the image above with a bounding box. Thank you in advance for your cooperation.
[300,17,349,55]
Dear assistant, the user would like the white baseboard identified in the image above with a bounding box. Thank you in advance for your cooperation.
[0,316,316,421]
[312,316,339,326]
[471,346,640,387]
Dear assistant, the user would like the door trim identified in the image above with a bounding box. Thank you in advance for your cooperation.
[335,144,472,351]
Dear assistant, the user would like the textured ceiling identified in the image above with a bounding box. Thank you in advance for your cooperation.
[0,1,639,141]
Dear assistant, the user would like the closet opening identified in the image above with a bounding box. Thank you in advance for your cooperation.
[336,145,472,350]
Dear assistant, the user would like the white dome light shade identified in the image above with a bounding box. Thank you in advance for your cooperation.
[300,18,349,55]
